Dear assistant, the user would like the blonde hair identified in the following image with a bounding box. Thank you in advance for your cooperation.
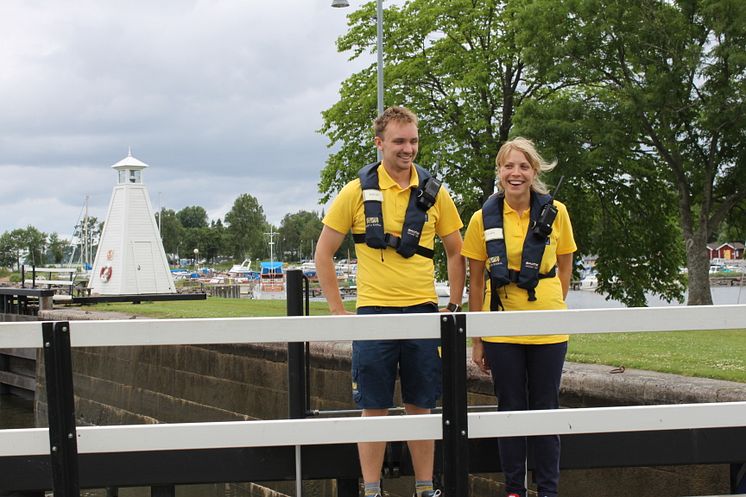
[495,137,556,194]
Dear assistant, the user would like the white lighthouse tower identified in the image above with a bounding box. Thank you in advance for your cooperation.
[88,151,175,295]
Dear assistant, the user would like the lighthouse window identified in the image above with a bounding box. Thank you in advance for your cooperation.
[119,170,126,184]
[129,170,141,183]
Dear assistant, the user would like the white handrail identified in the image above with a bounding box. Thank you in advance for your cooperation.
[1,305,745,463]
[2,402,745,457]
[1,305,744,349]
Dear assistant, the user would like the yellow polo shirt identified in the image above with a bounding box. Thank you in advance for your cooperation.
[323,164,463,307]
[461,199,576,344]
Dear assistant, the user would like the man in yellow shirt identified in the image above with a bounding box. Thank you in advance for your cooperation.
[315,106,465,497]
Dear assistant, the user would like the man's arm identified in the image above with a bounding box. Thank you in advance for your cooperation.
[467,257,485,313]
[314,226,351,315]
[467,257,489,372]
[441,230,465,311]
[557,252,573,299]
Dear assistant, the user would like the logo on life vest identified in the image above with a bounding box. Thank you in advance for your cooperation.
[524,261,539,270]
[488,256,502,266]
[366,216,381,226]
[406,228,420,238]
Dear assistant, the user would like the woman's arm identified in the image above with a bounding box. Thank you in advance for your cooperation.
[441,230,466,311]
[557,252,573,299]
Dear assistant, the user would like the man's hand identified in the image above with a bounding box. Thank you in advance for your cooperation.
[439,302,462,313]
[314,226,349,315]
[472,339,490,373]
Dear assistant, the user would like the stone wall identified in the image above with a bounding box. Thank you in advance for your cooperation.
[35,309,746,496]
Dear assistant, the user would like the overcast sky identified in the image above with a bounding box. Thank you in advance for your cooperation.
[0,0,375,238]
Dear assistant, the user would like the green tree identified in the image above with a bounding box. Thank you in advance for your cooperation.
[517,0,746,305]
[278,211,323,261]
[156,209,186,258]
[19,226,47,267]
[715,199,746,244]
[320,0,556,216]
[3,229,27,270]
[512,92,688,306]
[0,232,17,269]
[46,232,70,264]
[224,194,268,261]
[206,219,228,262]
[177,206,209,229]
[182,227,221,264]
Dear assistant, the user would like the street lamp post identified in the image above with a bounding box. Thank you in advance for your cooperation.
[332,0,384,161]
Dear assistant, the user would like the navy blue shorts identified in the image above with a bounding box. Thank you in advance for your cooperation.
[352,302,441,409]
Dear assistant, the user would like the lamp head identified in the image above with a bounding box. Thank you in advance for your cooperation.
[331,0,350,7]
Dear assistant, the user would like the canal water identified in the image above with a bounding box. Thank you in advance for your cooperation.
[566,284,745,308]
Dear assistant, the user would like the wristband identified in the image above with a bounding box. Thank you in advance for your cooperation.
[446,302,462,312]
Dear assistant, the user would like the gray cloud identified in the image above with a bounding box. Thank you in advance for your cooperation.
[0,0,368,235]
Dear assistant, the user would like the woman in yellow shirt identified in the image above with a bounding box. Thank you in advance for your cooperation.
[461,137,576,497]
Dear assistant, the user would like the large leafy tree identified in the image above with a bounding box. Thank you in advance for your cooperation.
[513,93,688,306]
[46,233,70,265]
[176,206,209,229]
[320,0,679,303]
[716,198,746,243]
[182,227,216,264]
[0,232,19,269]
[278,211,324,261]
[320,0,555,216]
[224,194,268,261]
[19,226,47,267]
[156,209,186,258]
[5,229,29,270]
[517,0,746,304]
[205,220,228,262]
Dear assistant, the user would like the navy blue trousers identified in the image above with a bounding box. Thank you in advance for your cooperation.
[483,341,567,497]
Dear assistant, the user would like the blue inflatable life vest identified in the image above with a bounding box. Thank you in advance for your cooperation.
[352,162,441,259]
[482,191,558,310]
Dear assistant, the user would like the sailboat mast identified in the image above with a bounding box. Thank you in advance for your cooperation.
[265,226,277,269]
[83,195,89,266]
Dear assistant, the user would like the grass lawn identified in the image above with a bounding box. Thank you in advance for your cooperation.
[567,330,746,383]
[81,298,746,383]
[86,297,357,318]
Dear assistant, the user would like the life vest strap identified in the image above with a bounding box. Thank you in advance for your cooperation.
[506,266,557,283]
[489,266,557,311]
[352,233,435,259]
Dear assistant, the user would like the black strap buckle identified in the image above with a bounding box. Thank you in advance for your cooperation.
[384,233,401,249]
[416,177,441,210]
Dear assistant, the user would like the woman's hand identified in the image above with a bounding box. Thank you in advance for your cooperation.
[472,339,490,373]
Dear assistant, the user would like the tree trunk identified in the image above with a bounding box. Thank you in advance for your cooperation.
[685,232,713,305]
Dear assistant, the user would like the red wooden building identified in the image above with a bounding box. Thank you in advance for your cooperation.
[707,242,745,260]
